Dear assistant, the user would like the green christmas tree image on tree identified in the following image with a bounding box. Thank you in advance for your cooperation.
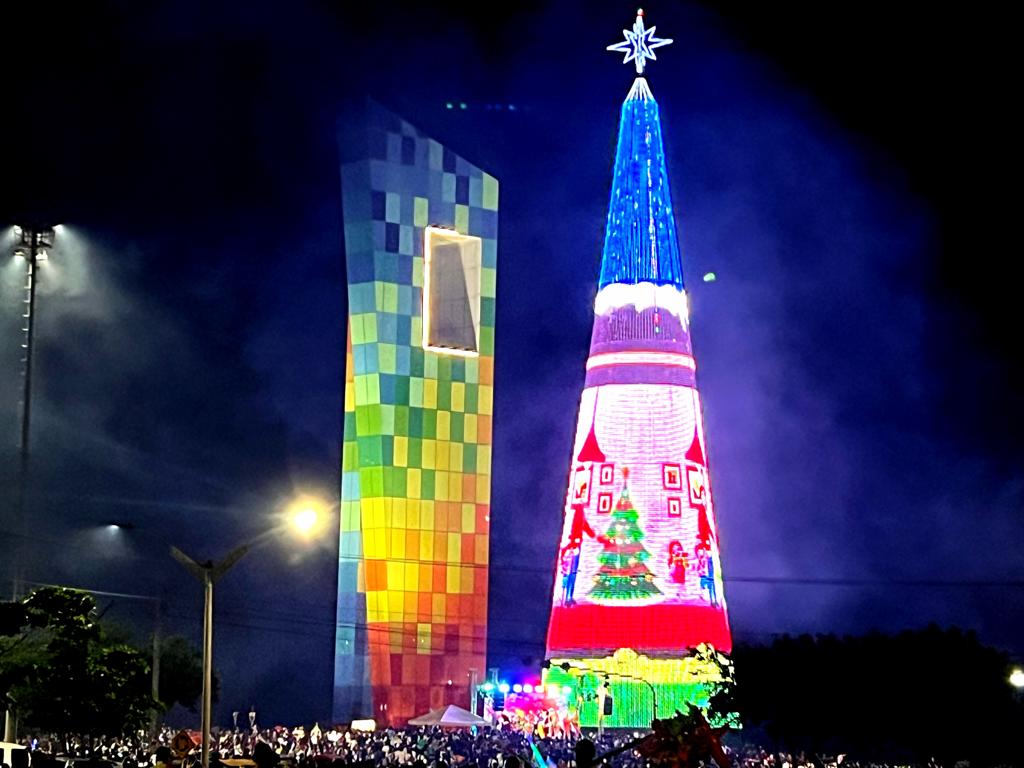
[589,468,663,602]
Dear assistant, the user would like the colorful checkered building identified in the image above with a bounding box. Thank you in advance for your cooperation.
[334,102,498,725]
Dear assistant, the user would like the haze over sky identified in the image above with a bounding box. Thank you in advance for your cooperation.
[2,0,1019,723]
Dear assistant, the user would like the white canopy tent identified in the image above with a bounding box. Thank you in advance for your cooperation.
[407,704,487,728]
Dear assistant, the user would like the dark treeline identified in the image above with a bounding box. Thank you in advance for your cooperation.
[731,626,1023,766]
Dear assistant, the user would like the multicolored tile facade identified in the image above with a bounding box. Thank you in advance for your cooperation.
[333,103,498,726]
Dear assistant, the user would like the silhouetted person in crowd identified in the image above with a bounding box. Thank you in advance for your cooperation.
[253,741,280,768]
[574,739,595,768]
[154,746,173,768]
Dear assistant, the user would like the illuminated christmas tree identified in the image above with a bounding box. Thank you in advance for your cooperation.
[590,470,661,601]
[543,9,732,728]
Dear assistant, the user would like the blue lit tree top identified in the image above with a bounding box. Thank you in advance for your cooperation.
[599,9,684,290]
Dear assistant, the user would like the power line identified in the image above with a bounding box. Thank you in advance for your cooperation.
[725,576,1024,587]
[9,531,1024,588]
[161,609,548,651]
[23,580,161,602]
[336,552,1024,587]
[23,581,1021,658]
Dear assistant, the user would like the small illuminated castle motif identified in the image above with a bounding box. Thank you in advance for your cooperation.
[543,10,731,728]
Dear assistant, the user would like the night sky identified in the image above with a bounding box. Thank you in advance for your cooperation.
[2,0,1020,725]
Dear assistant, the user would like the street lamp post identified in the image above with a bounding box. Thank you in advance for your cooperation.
[171,543,250,768]
[171,501,325,768]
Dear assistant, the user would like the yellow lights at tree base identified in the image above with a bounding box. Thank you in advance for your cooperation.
[543,647,730,729]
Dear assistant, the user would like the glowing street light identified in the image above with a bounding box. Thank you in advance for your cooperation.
[292,507,318,534]
[171,494,329,768]
[284,495,328,539]
[1010,668,1024,688]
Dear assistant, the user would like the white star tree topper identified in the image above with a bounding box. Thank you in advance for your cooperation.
[606,8,673,74]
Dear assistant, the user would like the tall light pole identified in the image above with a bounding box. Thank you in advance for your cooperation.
[171,499,326,768]
[9,224,56,599]
[6,223,71,743]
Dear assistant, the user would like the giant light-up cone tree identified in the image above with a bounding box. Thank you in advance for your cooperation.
[543,10,732,729]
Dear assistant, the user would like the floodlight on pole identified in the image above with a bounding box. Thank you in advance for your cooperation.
[9,223,58,600]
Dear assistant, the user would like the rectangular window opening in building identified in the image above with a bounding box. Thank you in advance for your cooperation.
[423,226,482,356]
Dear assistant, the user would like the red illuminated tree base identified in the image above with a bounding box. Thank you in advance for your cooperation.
[546,602,732,654]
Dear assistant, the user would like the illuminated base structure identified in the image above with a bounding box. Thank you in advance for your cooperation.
[542,15,732,729]
[544,649,725,729]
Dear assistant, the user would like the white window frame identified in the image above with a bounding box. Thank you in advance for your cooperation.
[422,225,482,357]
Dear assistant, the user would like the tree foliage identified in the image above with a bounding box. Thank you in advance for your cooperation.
[0,587,155,737]
[732,625,1024,765]
[635,705,731,768]
[690,643,737,727]
[155,634,210,712]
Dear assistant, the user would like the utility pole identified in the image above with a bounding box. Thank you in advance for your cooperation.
[151,596,164,737]
[152,598,163,701]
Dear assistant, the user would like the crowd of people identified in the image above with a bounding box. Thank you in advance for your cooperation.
[11,724,952,768]
[490,710,581,740]
[14,725,644,768]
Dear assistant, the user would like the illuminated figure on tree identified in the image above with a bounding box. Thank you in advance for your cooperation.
[543,9,733,728]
